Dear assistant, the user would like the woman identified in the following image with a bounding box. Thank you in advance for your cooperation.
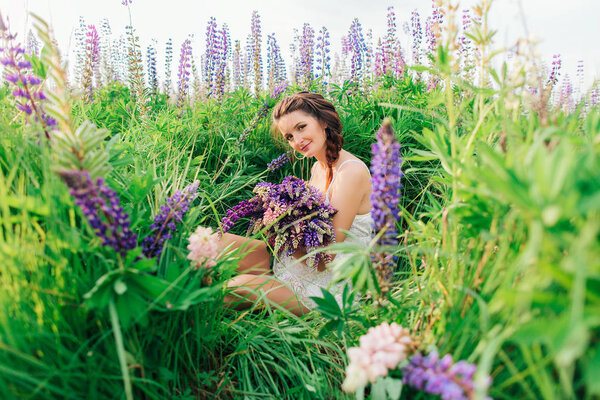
[222,92,373,316]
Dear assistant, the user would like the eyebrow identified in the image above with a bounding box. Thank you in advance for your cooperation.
[282,121,305,135]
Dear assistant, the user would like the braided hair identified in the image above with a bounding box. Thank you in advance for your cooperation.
[272,91,343,189]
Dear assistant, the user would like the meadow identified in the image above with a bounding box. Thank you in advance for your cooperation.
[0,1,599,399]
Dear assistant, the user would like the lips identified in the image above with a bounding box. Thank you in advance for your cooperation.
[300,142,310,152]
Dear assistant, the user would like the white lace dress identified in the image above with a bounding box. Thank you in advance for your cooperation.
[272,160,374,309]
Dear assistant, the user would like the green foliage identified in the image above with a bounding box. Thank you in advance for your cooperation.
[0,18,599,400]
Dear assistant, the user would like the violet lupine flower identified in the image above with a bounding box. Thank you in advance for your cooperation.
[374,39,385,78]
[250,11,263,94]
[83,24,100,102]
[59,170,137,256]
[410,10,422,66]
[370,118,402,293]
[269,80,288,100]
[266,151,293,172]
[221,176,337,269]
[315,26,331,82]
[163,38,173,94]
[298,23,315,88]
[547,54,561,88]
[402,352,490,400]
[266,33,286,92]
[0,25,56,139]
[204,17,218,95]
[214,24,230,98]
[384,6,397,74]
[176,38,192,109]
[146,41,158,95]
[232,40,242,90]
[25,30,40,56]
[142,180,200,259]
[342,322,415,393]
[347,18,368,84]
[237,100,270,144]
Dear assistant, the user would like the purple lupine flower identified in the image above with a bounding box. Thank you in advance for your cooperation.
[266,33,286,92]
[237,100,270,144]
[176,38,192,109]
[266,151,293,172]
[559,74,574,112]
[142,181,200,259]
[59,170,137,256]
[315,26,331,83]
[374,38,385,78]
[214,24,230,98]
[204,17,218,96]
[0,23,55,139]
[163,38,173,94]
[250,11,263,94]
[384,6,397,74]
[221,176,337,269]
[410,10,422,66]
[83,24,100,102]
[146,40,158,95]
[26,30,40,56]
[402,352,491,400]
[547,54,561,89]
[269,80,288,100]
[298,23,315,88]
[232,40,242,90]
[121,0,132,6]
[370,118,402,293]
[347,18,368,85]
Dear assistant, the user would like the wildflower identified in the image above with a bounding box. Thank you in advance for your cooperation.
[342,322,414,393]
[269,80,288,100]
[298,23,315,88]
[0,21,56,139]
[187,226,220,269]
[266,150,292,172]
[59,170,137,256]
[176,38,192,109]
[250,11,262,93]
[347,18,368,85]
[370,118,402,294]
[146,41,158,95]
[411,10,422,65]
[83,24,100,102]
[163,38,173,94]
[266,33,287,92]
[402,351,489,400]
[315,26,331,82]
[221,176,337,269]
[142,181,199,259]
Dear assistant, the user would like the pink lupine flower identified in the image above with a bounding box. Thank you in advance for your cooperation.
[342,322,414,393]
[187,226,221,269]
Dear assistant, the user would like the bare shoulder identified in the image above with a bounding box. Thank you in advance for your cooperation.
[336,158,371,187]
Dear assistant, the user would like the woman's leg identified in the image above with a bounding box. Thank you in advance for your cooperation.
[224,274,310,316]
[221,233,271,275]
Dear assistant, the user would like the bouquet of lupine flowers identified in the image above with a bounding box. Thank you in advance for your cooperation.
[221,176,337,269]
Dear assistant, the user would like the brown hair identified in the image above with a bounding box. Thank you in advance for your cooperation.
[272,91,343,189]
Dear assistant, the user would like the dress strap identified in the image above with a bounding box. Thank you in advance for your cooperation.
[325,159,366,202]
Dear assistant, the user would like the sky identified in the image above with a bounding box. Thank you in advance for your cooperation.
[2,0,599,91]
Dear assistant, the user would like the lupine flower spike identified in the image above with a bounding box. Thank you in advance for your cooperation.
[266,150,293,172]
[142,181,200,259]
[59,170,137,256]
[370,118,403,295]
[342,322,415,393]
[0,19,56,139]
[402,351,491,400]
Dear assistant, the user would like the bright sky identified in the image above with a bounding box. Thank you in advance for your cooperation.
[2,0,599,91]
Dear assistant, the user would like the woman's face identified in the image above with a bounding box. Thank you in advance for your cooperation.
[276,110,327,158]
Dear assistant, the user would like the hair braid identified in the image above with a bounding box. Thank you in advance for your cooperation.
[325,128,343,188]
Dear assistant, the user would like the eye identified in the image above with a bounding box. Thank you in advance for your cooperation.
[285,134,293,141]
[298,124,305,130]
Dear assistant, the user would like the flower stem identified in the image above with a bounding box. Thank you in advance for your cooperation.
[109,298,133,400]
